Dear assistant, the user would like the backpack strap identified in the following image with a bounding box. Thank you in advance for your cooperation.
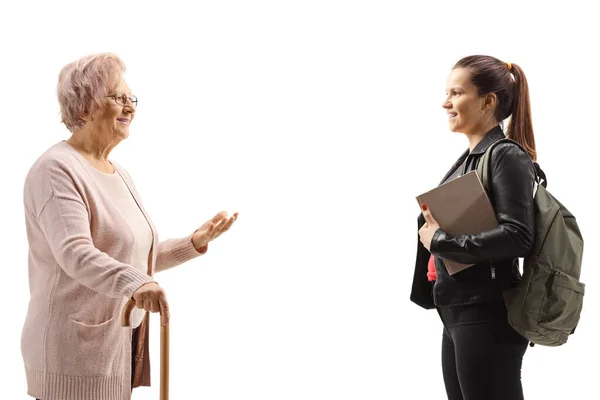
[476,138,545,193]
[477,138,522,193]
[534,162,547,188]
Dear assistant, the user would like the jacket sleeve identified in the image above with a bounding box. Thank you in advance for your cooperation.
[36,162,155,299]
[429,143,535,264]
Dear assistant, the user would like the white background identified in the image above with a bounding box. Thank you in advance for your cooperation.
[1,1,598,399]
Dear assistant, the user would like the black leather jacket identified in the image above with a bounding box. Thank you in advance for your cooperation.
[410,126,536,309]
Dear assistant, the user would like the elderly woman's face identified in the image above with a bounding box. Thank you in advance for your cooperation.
[90,79,135,141]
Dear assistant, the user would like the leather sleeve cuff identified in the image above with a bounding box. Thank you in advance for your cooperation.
[429,229,446,254]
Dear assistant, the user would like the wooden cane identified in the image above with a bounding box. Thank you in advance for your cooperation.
[121,298,169,400]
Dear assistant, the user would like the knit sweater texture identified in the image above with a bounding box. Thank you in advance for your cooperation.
[22,141,202,400]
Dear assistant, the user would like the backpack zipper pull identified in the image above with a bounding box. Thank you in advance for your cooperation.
[491,266,496,279]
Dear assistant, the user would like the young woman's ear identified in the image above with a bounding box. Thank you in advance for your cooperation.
[482,92,497,112]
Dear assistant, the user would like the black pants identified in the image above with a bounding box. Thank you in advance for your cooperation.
[437,300,529,400]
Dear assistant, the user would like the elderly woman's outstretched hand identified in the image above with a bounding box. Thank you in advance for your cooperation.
[132,282,170,326]
[192,211,238,252]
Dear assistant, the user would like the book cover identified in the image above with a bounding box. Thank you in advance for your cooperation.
[416,170,498,275]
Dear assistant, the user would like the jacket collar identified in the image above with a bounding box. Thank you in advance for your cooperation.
[438,125,506,185]
[469,125,506,156]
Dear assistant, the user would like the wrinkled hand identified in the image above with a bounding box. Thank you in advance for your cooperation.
[132,282,170,326]
[192,211,239,251]
[418,205,440,252]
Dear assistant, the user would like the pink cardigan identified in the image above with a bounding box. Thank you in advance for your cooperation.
[22,141,203,400]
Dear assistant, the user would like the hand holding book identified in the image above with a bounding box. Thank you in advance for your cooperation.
[416,171,498,275]
[418,204,440,252]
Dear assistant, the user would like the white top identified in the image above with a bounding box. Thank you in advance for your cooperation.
[92,168,153,328]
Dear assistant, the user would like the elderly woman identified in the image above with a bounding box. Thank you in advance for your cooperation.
[21,53,237,400]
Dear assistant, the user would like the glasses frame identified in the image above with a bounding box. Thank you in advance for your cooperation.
[107,93,138,108]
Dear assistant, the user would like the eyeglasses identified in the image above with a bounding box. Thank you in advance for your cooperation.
[107,93,138,108]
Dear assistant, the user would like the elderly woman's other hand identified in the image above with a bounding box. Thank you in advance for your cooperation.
[192,211,238,252]
[132,282,170,326]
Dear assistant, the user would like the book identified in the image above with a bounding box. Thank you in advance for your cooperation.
[416,170,498,275]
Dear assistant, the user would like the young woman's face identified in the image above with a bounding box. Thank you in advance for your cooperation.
[443,67,491,135]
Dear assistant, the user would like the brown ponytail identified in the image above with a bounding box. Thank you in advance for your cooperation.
[454,55,537,161]
[506,63,536,161]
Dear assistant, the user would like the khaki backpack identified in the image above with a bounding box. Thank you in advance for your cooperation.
[477,138,585,346]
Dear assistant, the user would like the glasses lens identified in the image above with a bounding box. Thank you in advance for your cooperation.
[111,93,137,107]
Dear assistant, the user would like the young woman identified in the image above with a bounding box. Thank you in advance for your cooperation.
[410,55,537,400]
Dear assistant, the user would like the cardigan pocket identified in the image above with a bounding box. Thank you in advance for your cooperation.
[66,316,123,376]
[70,316,115,328]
